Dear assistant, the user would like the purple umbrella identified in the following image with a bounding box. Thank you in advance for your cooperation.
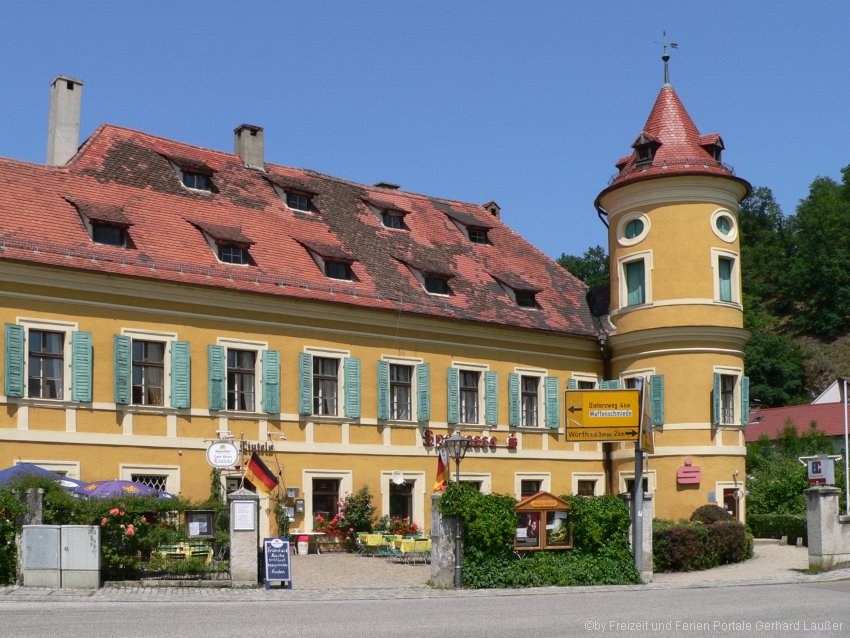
[0,462,87,491]
[74,480,158,499]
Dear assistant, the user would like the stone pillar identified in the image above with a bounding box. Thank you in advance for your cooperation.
[622,492,653,583]
[15,488,44,585]
[228,488,260,587]
[805,486,850,571]
[430,493,460,587]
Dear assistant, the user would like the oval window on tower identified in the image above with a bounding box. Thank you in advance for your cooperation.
[711,209,737,243]
[617,212,649,247]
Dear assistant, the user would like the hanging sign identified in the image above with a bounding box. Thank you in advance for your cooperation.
[206,441,240,468]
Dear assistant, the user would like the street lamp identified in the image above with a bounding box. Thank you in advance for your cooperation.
[442,431,470,588]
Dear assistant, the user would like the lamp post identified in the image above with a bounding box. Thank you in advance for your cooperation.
[442,431,470,588]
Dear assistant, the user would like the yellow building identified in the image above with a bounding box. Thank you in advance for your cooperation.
[0,73,749,536]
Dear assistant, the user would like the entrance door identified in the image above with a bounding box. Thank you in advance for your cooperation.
[723,488,740,520]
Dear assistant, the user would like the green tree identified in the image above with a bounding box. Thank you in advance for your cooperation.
[744,310,806,407]
[557,245,609,286]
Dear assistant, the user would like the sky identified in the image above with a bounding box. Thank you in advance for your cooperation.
[2,2,850,259]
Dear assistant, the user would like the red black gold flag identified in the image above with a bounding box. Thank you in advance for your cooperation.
[433,446,449,493]
[244,452,279,494]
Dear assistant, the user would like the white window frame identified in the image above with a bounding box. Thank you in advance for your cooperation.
[619,469,656,518]
[120,463,181,494]
[711,248,741,305]
[714,365,744,426]
[17,317,78,403]
[218,337,268,414]
[170,162,212,194]
[382,355,423,422]
[571,472,605,497]
[305,346,349,418]
[616,211,650,247]
[514,367,546,428]
[514,472,551,500]
[302,469,353,531]
[620,368,654,391]
[198,231,250,267]
[453,360,489,426]
[710,208,738,243]
[380,471,426,530]
[617,250,653,308]
[19,460,81,480]
[406,265,450,297]
[570,373,598,390]
[457,472,492,494]
[121,328,177,409]
[715,480,746,522]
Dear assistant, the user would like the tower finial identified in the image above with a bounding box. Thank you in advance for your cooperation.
[658,30,679,85]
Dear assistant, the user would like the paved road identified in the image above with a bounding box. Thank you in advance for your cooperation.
[2,581,848,637]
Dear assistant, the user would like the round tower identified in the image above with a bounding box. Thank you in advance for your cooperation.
[594,62,751,521]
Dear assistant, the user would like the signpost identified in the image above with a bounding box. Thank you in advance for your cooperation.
[564,389,641,442]
[263,537,291,589]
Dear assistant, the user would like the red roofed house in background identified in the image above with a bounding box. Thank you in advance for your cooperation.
[0,66,751,539]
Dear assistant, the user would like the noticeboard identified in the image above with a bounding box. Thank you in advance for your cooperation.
[263,538,291,589]
[514,492,572,551]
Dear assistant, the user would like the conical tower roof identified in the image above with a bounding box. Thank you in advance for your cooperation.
[596,84,749,203]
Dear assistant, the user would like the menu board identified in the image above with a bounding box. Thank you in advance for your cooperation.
[233,501,257,531]
[263,537,291,588]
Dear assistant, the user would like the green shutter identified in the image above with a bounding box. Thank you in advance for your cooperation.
[262,350,280,414]
[71,331,93,402]
[719,258,733,301]
[712,372,721,425]
[508,373,520,427]
[650,374,664,427]
[416,363,430,422]
[344,357,361,418]
[567,378,577,390]
[626,260,645,306]
[113,335,131,404]
[377,360,389,420]
[544,376,559,428]
[208,345,226,411]
[447,367,459,425]
[485,371,498,426]
[171,341,191,409]
[4,324,24,398]
[298,353,312,415]
[600,379,621,390]
[741,376,750,426]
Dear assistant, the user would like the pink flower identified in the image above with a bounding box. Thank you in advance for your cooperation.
[120,524,125,529]
[126,525,135,536]
[140,516,147,524]
[109,508,120,515]
[100,518,108,527]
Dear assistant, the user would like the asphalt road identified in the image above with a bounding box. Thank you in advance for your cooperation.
[2,581,849,638]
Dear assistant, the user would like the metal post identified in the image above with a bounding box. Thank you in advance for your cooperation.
[844,379,849,516]
[454,457,462,588]
[632,381,646,577]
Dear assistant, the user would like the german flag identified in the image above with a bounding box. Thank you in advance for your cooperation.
[433,446,449,493]
[244,452,279,494]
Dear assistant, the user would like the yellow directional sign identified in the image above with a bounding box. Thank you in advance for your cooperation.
[565,389,641,442]
[565,426,641,442]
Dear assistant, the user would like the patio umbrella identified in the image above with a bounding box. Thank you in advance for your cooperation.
[0,462,87,490]
[74,479,158,499]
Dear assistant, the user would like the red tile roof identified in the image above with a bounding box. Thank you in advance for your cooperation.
[597,85,749,203]
[746,403,850,441]
[0,124,598,337]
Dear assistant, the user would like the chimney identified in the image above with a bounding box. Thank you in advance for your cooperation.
[46,75,84,166]
[234,124,264,169]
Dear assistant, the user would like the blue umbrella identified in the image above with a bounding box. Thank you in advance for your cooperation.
[0,462,87,490]
[74,479,158,499]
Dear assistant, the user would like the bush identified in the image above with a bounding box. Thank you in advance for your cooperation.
[747,513,807,542]
[0,491,24,584]
[709,521,753,564]
[690,505,733,525]
[439,484,637,587]
[654,510,753,572]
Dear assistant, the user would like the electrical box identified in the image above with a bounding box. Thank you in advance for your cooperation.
[22,525,61,587]
[60,525,100,588]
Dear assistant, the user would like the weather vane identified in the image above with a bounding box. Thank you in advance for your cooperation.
[656,30,679,85]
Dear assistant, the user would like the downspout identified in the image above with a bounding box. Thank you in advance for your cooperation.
[598,333,615,495]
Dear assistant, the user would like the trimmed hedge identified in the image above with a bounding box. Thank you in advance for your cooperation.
[747,513,807,543]
[653,518,753,572]
[438,484,639,588]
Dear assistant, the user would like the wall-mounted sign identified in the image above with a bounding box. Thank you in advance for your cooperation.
[807,456,835,486]
[422,429,499,449]
[514,492,572,551]
[241,440,275,457]
[206,441,240,468]
[676,457,701,485]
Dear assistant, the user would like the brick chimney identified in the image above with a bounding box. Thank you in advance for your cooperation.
[46,75,83,166]
[234,124,264,169]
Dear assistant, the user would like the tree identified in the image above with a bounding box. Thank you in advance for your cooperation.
[743,309,806,407]
[557,245,609,286]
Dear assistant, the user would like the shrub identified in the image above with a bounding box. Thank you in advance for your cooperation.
[690,505,733,525]
[654,522,713,572]
[563,495,631,554]
[372,515,419,537]
[746,513,807,542]
[0,491,24,584]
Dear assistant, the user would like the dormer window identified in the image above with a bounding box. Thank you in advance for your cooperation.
[632,132,660,168]
[325,260,353,281]
[424,275,450,296]
[182,171,211,191]
[700,134,725,162]
[468,227,490,244]
[219,244,247,265]
[381,210,407,229]
[515,290,538,308]
[92,223,126,247]
[286,191,313,212]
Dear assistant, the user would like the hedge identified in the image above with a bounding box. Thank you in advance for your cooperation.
[747,513,807,543]
[653,519,753,572]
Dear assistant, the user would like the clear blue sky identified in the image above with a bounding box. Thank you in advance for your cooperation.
[2,2,849,259]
